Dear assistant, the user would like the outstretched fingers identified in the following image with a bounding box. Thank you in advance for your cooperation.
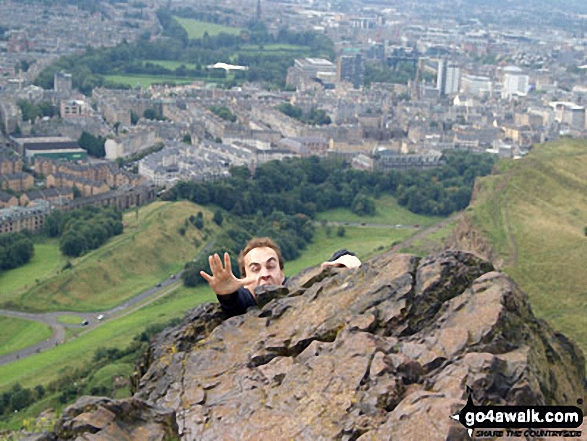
[224,252,232,274]
[200,270,212,282]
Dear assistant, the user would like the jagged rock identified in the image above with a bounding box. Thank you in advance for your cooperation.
[52,396,178,440]
[49,250,587,440]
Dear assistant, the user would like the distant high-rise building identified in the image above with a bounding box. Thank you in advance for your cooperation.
[437,59,460,96]
[501,66,529,99]
[54,72,72,95]
[337,54,364,89]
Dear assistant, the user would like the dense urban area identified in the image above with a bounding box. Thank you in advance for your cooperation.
[0,0,586,235]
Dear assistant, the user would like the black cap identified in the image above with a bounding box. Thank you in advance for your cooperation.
[328,249,356,262]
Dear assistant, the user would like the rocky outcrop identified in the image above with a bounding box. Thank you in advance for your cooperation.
[48,250,587,440]
[445,215,502,267]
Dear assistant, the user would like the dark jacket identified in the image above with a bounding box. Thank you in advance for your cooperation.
[216,286,258,317]
[217,278,288,317]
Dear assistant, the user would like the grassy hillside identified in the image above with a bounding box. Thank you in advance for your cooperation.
[0,317,52,357]
[2,201,218,312]
[316,194,444,226]
[465,139,587,352]
[0,237,66,298]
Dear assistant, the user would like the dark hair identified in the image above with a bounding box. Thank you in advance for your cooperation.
[238,237,284,277]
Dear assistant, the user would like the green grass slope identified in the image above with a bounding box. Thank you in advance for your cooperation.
[0,238,66,299]
[466,139,587,352]
[0,317,52,357]
[3,201,217,312]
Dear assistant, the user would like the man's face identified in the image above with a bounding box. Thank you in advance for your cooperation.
[243,246,285,292]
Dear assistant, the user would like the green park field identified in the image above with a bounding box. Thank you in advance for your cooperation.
[174,17,242,39]
[0,317,52,358]
[104,74,199,88]
[466,139,587,353]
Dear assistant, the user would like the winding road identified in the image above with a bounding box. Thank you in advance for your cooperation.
[0,271,183,366]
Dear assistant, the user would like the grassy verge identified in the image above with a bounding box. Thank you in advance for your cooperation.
[56,315,85,325]
[0,317,52,358]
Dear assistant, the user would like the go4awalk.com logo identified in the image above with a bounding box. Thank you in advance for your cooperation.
[451,388,584,438]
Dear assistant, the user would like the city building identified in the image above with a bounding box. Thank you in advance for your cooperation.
[337,54,364,89]
[0,200,51,234]
[11,136,87,163]
[54,72,73,95]
[502,66,530,99]
[437,59,460,96]
[460,74,492,98]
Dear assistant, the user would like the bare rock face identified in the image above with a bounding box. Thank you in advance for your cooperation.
[50,250,587,440]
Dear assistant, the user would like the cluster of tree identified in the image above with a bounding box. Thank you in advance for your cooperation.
[44,206,123,257]
[0,317,180,418]
[0,232,34,272]
[0,383,44,415]
[78,131,106,158]
[17,100,57,123]
[166,151,495,221]
[276,103,331,125]
[209,105,236,122]
[182,209,314,287]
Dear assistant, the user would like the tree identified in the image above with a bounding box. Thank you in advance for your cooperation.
[60,231,86,257]
[351,193,376,216]
[213,210,224,226]
[78,131,106,157]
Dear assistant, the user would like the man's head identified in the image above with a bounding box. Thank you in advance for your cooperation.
[238,237,285,292]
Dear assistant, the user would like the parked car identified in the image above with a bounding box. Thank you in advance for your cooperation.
[81,320,89,326]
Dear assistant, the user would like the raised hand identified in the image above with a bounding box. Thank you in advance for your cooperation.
[200,253,256,295]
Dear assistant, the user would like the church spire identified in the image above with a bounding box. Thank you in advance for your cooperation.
[256,0,262,20]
